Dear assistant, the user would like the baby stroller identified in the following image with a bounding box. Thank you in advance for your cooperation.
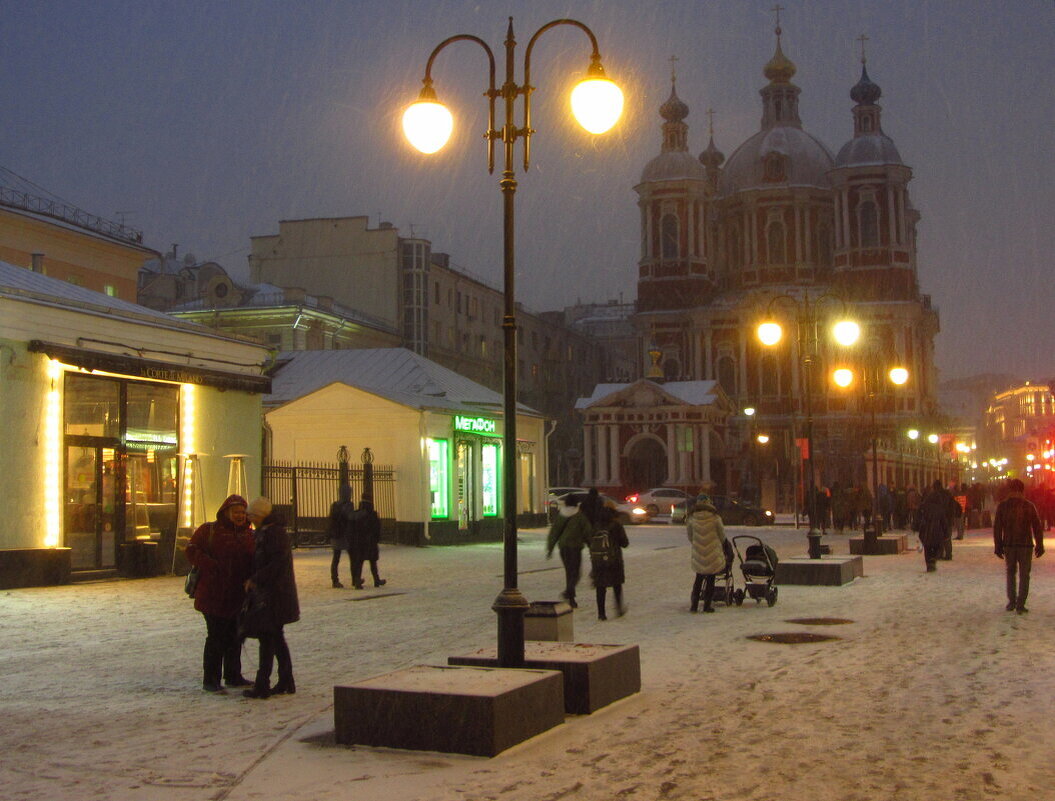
[731,535,779,607]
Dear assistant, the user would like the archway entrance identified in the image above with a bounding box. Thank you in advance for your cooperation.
[625,437,667,490]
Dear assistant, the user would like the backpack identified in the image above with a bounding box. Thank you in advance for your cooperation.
[589,527,615,563]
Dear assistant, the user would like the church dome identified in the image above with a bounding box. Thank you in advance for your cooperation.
[763,40,797,84]
[850,65,882,105]
[699,136,725,170]
[719,126,834,196]
[641,151,707,183]
[834,134,903,168]
[659,86,689,123]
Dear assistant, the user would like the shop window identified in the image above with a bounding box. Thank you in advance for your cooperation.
[481,443,499,517]
[427,439,450,518]
[64,374,120,438]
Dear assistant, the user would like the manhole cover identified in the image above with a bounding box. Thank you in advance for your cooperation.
[785,617,855,626]
[747,632,841,644]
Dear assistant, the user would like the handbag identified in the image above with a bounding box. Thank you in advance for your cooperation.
[238,588,271,639]
[183,566,200,597]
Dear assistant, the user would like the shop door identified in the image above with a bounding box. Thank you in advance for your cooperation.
[65,437,122,570]
[456,441,478,534]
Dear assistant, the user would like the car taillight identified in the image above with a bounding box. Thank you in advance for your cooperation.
[626,494,639,503]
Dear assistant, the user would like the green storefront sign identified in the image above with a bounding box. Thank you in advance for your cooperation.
[453,415,499,436]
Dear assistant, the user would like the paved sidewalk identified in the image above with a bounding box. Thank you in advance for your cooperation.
[2,525,1051,801]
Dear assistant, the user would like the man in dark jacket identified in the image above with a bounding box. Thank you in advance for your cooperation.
[916,485,951,572]
[993,478,1045,613]
[327,485,355,588]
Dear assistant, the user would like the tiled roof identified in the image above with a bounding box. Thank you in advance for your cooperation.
[266,348,542,417]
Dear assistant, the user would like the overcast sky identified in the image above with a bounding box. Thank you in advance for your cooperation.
[1,0,1051,382]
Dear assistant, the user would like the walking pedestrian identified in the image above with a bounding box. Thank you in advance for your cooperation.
[241,497,300,698]
[589,505,628,620]
[993,478,1045,613]
[687,494,728,613]
[916,483,950,572]
[349,499,386,589]
[545,492,592,609]
[185,494,255,693]
[327,484,355,588]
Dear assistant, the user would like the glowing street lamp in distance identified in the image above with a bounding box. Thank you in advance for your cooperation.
[907,429,920,440]
[757,321,782,347]
[888,366,909,385]
[832,320,861,347]
[756,433,770,444]
[832,368,854,388]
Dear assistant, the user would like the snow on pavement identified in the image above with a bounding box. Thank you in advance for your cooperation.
[2,524,1052,801]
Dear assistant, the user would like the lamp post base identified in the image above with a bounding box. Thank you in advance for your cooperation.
[807,529,824,559]
[493,587,531,668]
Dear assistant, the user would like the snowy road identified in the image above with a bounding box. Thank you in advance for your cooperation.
[2,523,1052,800]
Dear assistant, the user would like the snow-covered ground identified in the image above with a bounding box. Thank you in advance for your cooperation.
[3,523,1052,801]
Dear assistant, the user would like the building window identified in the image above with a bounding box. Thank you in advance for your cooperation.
[427,438,450,518]
[661,213,678,259]
[104,285,118,297]
[728,226,742,270]
[434,282,440,304]
[766,220,787,264]
[815,224,833,267]
[66,275,83,287]
[717,355,737,396]
[859,200,879,247]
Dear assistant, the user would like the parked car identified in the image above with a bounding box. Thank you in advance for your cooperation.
[546,488,652,525]
[671,494,775,526]
[624,487,693,515]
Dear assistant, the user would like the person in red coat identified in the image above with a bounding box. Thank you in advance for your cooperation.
[185,494,255,693]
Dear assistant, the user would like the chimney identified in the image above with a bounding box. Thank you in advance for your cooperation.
[31,253,44,273]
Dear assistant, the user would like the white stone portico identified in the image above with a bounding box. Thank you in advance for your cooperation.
[576,379,732,497]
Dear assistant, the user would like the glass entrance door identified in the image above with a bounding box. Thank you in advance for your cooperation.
[65,438,121,570]
[456,440,477,533]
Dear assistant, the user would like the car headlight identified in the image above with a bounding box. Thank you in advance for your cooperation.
[765,510,774,518]
[631,507,648,516]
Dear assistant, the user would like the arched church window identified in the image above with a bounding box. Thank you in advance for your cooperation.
[728,227,742,270]
[761,353,779,396]
[763,153,786,182]
[766,220,787,264]
[717,355,737,396]
[859,200,879,248]
[815,224,833,267]
[661,213,679,259]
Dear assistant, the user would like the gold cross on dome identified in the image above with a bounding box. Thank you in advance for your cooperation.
[857,33,870,64]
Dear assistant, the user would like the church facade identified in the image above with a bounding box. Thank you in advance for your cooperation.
[581,28,941,508]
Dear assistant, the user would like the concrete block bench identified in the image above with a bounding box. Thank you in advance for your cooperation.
[449,641,640,715]
[775,555,864,586]
[334,664,564,757]
[849,534,908,555]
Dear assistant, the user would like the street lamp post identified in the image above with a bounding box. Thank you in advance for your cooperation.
[757,292,860,558]
[403,18,623,667]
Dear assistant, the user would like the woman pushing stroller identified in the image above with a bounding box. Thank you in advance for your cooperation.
[687,494,728,613]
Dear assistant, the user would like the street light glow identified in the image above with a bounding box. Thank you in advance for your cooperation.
[832,367,854,388]
[743,406,756,416]
[927,433,939,444]
[570,76,624,134]
[402,98,454,154]
[832,320,860,347]
[756,433,770,444]
[888,366,909,385]
[908,429,920,440]
[757,321,783,346]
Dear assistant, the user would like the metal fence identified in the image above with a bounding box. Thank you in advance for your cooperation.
[262,461,396,547]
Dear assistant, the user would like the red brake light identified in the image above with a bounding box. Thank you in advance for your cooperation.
[625,493,638,503]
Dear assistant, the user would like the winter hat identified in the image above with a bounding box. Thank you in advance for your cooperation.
[247,496,273,518]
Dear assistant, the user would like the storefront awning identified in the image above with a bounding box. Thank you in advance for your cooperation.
[29,340,272,394]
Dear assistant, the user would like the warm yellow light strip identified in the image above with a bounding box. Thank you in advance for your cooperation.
[180,384,196,527]
[44,361,63,546]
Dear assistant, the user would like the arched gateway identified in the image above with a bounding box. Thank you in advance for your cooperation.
[576,379,732,497]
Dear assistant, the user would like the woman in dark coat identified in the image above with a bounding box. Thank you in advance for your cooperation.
[349,500,385,589]
[242,496,300,698]
[185,494,255,693]
[590,505,629,620]
[916,483,951,572]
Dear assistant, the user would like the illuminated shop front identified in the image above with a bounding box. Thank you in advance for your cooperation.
[265,348,549,546]
[0,261,271,587]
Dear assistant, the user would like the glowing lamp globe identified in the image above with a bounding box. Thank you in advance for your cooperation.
[832,368,854,388]
[571,77,624,134]
[832,320,860,347]
[402,101,454,154]
[907,429,919,440]
[756,433,770,444]
[757,321,783,346]
[927,433,939,444]
[888,366,909,385]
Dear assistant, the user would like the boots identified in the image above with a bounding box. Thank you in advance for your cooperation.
[690,591,700,613]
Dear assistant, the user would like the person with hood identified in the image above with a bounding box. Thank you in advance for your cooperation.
[993,478,1045,613]
[349,499,386,589]
[589,504,629,620]
[327,484,355,588]
[185,494,255,693]
[545,492,593,609]
[916,481,951,572]
[687,494,728,613]
[241,497,300,698]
